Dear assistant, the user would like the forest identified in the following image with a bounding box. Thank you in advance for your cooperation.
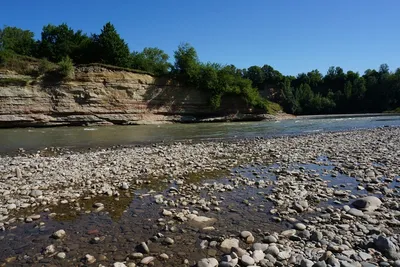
[1,22,399,114]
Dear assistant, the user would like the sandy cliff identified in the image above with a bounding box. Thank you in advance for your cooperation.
[0,66,281,127]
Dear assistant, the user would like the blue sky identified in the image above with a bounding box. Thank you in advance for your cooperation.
[1,0,399,75]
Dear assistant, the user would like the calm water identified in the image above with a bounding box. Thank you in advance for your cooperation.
[0,114,399,153]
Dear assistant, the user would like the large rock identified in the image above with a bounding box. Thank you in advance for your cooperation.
[187,215,217,228]
[352,196,382,212]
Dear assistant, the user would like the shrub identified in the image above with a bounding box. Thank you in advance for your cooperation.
[57,56,74,79]
[38,58,55,75]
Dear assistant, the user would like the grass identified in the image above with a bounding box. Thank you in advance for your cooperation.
[266,100,282,114]
[0,78,29,86]
[384,107,400,114]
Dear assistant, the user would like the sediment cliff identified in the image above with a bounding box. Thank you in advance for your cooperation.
[0,66,283,127]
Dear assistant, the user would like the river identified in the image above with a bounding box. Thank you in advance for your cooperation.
[0,114,399,153]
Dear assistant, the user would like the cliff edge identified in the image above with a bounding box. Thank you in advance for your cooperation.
[0,65,287,127]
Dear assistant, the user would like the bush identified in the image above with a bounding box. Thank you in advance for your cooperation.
[0,50,38,76]
[38,58,56,75]
[57,56,74,79]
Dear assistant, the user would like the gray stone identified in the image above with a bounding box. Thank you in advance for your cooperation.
[140,256,155,265]
[197,258,218,267]
[348,208,364,217]
[313,261,327,267]
[138,242,150,254]
[352,196,382,211]
[30,190,43,197]
[264,235,278,243]
[295,223,307,231]
[301,259,315,267]
[252,250,265,263]
[266,245,279,257]
[241,254,255,266]
[56,252,66,259]
[311,231,323,242]
[277,251,291,260]
[220,238,239,254]
[358,252,372,261]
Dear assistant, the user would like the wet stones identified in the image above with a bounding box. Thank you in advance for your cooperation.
[84,254,96,264]
[197,257,218,267]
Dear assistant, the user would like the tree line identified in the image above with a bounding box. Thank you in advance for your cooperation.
[0,23,399,114]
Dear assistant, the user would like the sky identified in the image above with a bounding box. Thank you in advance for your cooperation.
[1,0,399,76]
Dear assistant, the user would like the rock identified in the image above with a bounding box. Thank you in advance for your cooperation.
[162,209,172,216]
[44,244,55,254]
[164,237,174,245]
[220,238,239,254]
[241,231,252,238]
[301,259,315,267]
[140,256,155,265]
[252,250,265,263]
[159,253,169,260]
[30,190,43,197]
[85,254,96,264]
[347,208,364,217]
[352,196,382,212]
[313,261,327,267]
[120,182,129,190]
[52,229,66,239]
[241,254,255,266]
[374,236,397,253]
[264,235,278,243]
[358,252,372,261]
[187,215,217,228]
[360,262,377,267]
[277,251,291,260]
[138,242,150,254]
[197,257,218,267]
[281,229,296,237]
[394,260,400,267]
[266,245,280,257]
[253,243,269,251]
[311,231,323,242]
[7,204,16,210]
[56,252,66,259]
[295,223,307,230]
[15,167,22,178]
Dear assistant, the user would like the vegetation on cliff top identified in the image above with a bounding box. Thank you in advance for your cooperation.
[1,23,400,114]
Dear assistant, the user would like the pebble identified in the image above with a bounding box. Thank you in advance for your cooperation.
[52,229,66,239]
[140,256,155,265]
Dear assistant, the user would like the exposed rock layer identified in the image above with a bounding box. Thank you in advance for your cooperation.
[0,66,282,127]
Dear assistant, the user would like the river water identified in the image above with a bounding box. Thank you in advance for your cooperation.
[0,114,399,153]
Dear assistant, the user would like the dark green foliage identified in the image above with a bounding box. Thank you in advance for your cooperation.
[91,22,130,67]
[130,47,171,75]
[38,23,90,63]
[0,26,36,56]
[173,45,268,110]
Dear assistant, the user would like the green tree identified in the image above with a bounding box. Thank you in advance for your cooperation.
[173,43,200,84]
[131,47,171,75]
[246,66,265,89]
[38,23,90,63]
[0,26,36,56]
[344,81,352,100]
[93,22,130,67]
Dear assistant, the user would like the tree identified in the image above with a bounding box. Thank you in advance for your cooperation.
[0,26,36,56]
[93,22,130,67]
[38,23,91,63]
[344,81,352,100]
[173,42,200,84]
[131,47,171,75]
[246,66,265,89]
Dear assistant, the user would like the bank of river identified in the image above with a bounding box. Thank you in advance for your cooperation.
[0,125,400,267]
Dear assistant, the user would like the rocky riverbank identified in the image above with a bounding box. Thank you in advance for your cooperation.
[0,127,400,266]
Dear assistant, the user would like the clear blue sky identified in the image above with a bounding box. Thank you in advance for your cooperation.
[1,0,399,76]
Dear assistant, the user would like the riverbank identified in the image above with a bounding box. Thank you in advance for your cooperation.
[1,127,400,266]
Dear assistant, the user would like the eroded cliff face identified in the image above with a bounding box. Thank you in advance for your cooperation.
[0,66,274,127]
